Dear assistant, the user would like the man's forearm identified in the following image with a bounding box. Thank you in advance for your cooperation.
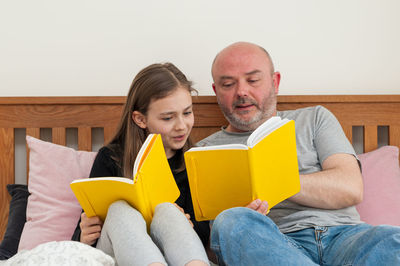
[289,153,363,209]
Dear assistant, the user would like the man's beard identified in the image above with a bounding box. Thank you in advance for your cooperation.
[218,89,277,132]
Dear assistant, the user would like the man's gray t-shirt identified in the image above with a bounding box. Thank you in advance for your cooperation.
[197,105,362,233]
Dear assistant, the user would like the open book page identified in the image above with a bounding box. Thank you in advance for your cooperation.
[70,176,143,221]
[133,134,155,179]
[136,134,180,223]
[247,117,289,147]
[185,148,252,220]
[248,120,300,209]
[188,117,290,152]
[71,177,134,184]
[188,143,248,151]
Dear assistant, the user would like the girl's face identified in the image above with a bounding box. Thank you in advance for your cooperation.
[132,87,194,158]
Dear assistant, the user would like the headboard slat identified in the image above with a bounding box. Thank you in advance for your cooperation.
[342,125,353,144]
[389,125,400,148]
[0,128,14,234]
[26,128,41,182]
[364,125,378,153]
[52,127,66,146]
[26,128,40,139]
[78,127,92,151]
[104,126,116,145]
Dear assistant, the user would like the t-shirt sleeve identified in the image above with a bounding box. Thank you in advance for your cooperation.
[313,106,356,164]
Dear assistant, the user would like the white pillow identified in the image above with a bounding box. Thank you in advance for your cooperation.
[6,241,115,266]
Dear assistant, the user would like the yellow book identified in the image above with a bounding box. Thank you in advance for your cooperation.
[70,134,180,226]
[184,117,300,221]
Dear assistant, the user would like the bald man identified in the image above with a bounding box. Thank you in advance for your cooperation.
[198,42,400,266]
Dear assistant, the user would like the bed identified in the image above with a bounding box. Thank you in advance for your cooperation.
[0,95,399,261]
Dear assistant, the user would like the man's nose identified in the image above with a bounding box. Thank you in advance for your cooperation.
[236,80,250,97]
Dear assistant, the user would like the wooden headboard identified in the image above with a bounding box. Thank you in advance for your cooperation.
[1,95,399,239]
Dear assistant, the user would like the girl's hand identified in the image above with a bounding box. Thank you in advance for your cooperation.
[80,212,103,245]
[174,203,194,227]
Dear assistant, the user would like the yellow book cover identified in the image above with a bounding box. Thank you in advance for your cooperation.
[70,134,180,226]
[184,117,300,221]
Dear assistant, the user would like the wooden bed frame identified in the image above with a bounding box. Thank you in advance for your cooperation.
[1,95,399,239]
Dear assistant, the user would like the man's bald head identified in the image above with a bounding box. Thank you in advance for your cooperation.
[211,42,275,81]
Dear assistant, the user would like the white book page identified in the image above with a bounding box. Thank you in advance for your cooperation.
[188,143,248,152]
[71,177,134,184]
[247,117,289,147]
[133,134,154,176]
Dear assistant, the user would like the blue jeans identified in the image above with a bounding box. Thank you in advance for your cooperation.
[211,207,400,266]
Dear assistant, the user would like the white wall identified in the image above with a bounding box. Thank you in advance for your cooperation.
[1,0,399,96]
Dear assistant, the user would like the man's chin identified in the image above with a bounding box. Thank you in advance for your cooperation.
[228,116,264,131]
[232,110,258,120]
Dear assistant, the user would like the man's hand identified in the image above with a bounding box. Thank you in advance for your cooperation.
[174,203,194,227]
[80,213,103,245]
[246,199,269,215]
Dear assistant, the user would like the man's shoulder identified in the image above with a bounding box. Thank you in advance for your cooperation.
[278,105,331,120]
[196,128,252,147]
[196,130,226,147]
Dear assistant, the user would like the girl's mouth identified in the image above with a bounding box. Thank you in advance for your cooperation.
[173,134,186,141]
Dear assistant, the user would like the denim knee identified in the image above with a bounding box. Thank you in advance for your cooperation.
[212,207,276,242]
[325,224,400,266]
[368,224,400,247]
[211,207,281,266]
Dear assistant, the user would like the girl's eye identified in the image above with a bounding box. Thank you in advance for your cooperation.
[161,117,172,121]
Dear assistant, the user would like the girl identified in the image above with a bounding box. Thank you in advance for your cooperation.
[72,63,210,266]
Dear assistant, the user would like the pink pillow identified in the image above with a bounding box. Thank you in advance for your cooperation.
[356,146,400,226]
[18,136,97,251]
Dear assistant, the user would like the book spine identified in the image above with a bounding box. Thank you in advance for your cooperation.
[247,149,258,201]
[70,184,96,218]
[137,171,153,231]
[186,156,205,219]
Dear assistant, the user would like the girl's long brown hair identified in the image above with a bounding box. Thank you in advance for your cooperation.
[106,62,196,178]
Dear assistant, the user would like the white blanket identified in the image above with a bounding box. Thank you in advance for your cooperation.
[2,241,115,266]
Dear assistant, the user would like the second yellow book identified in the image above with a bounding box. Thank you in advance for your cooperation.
[184,117,301,221]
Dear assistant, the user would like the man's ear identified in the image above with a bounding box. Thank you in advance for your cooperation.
[132,111,147,129]
[212,83,216,94]
[272,72,281,94]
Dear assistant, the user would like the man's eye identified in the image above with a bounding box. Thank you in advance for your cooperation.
[249,79,259,83]
[162,117,172,121]
[222,83,234,88]
[184,111,192,116]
